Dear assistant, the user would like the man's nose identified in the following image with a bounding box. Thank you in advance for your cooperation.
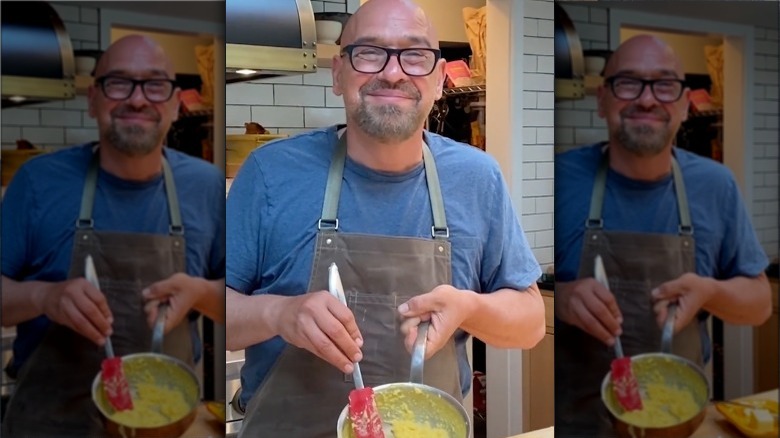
[126,83,150,107]
[377,54,407,83]
[635,83,660,107]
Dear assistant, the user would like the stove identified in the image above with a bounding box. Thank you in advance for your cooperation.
[226,349,245,438]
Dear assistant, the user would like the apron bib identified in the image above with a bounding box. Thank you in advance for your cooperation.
[2,150,193,437]
[239,133,462,438]
[556,151,703,437]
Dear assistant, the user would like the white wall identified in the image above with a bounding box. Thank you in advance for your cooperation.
[555,3,779,261]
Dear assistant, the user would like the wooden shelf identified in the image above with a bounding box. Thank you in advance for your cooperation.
[316,43,340,68]
[584,75,602,95]
[75,75,92,95]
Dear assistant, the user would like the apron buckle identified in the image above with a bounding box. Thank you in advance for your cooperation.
[76,218,94,229]
[431,226,449,239]
[318,218,339,231]
[678,224,694,235]
[169,224,185,235]
[585,218,603,229]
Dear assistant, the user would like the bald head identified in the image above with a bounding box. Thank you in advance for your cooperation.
[340,0,439,48]
[94,35,175,78]
[603,35,684,79]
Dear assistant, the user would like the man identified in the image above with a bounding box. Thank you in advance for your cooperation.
[225,0,545,436]
[554,35,771,437]
[1,35,225,437]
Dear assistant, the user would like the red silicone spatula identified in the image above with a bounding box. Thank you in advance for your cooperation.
[86,255,133,411]
[595,255,643,412]
[328,263,384,438]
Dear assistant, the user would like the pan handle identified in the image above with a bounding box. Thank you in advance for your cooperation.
[661,302,677,353]
[151,303,169,353]
[410,321,430,384]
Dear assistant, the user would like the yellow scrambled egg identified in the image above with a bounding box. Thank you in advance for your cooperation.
[618,382,700,428]
[109,381,191,428]
[388,419,449,437]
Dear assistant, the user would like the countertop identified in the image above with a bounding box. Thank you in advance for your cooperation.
[181,403,224,438]
[506,389,778,438]
[691,388,778,437]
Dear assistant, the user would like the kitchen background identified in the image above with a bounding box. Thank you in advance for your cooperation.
[0,0,226,429]
[555,0,778,416]
[225,1,555,437]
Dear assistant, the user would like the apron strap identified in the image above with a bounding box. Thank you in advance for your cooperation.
[422,140,448,239]
[319,130,449,239]
[587,148,693,235]
[77,148,184,235]
[161,157,184,235]
[318,134,348,231]
[670,156,693,234]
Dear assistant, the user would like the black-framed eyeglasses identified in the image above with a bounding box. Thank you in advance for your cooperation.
[341,44,441,77]
[605,76,687,103]
[95,76,178,103]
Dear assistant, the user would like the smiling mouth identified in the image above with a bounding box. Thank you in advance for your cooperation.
[367,93,413,99]
[625,115,667,123]
[115,115,157,123]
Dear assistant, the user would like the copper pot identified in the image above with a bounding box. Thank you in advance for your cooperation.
[336,322,471,438]
[91,305,200,438]
[601,304,710,438]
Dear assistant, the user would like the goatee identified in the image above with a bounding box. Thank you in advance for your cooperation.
[352,80,424,143]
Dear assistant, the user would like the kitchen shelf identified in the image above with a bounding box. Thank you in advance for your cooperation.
[584,75,602,95]
[75,75,92,95]
[179,108,214,119]
[690,108,723,118]
[442,84,486,96]
[316,43,340,68]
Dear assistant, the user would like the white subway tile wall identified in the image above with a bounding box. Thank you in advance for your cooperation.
[523,0,555,269]
[1,2,100,151]
[554,3,779,259]
[753,27,779,259]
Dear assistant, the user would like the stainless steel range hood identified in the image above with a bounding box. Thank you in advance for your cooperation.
[1,1,76,108]
[554,3,585,101]
[226,0,318,83]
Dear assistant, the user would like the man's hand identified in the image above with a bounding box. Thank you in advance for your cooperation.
[651,273,713,333]
[397,285,476,359]
[271,290,364,374]
[142,273,226,332]
[555,278,622,346]
[39,278,113,346]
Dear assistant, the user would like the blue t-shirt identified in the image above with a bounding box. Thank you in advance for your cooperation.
[227,125,541,406]
[554,143,768,359]
[2,144,226,372]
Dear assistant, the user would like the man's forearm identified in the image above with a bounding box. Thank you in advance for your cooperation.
[1,275,49,327]
[704,272,772,325]
[226,287,289,351]
[461,284,546,349]
[194,278,226,324]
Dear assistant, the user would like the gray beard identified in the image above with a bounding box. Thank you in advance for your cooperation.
[353,101,423,143]
[615,122,670,156]
[105,123,162,156]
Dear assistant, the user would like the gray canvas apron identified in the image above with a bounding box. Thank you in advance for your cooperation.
[2,150,193,438]
[239,134,462,438]
[555,151,703,437]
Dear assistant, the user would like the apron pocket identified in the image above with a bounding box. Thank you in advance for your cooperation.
[344,292,414,385]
